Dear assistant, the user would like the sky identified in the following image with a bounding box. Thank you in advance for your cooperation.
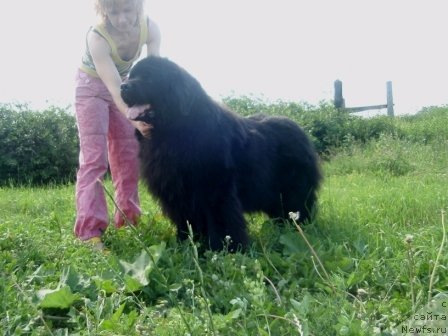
[1,1,447,115]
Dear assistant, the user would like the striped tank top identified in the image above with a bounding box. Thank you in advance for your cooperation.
[80,16,148,78]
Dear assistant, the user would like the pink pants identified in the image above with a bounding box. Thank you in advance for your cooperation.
[74,69,141,240]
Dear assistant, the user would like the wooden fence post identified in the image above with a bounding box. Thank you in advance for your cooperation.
[334,80,345,109]
[333,80,395,116]
[386,81,394,116]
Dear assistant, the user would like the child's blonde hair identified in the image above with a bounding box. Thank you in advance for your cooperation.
[95,0,145,22]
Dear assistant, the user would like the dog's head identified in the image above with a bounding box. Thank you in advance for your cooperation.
[121,56,204,124]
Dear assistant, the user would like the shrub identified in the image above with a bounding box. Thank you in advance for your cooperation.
[1,97,444,185]
[294,102,355,154]
[224,96,446,157]
[223,96,401,155]
[396,105,448,143]
[0,104,79,185]
[348,116,400,143]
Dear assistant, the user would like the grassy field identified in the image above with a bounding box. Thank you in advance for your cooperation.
[1,108,447,335]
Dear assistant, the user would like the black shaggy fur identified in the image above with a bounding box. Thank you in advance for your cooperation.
[121,56,321,251]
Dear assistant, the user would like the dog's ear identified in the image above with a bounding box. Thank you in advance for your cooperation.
[170,79,197,116]
[168,69,201,116]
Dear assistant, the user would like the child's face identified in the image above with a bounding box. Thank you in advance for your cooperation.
[105,0,139,33]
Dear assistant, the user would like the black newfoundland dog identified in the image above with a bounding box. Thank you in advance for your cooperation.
[121,56,321,251]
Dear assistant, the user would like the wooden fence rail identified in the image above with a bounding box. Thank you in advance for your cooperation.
[334,80,394,116]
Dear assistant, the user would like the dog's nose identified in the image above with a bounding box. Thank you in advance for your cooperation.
[120,83,129,92]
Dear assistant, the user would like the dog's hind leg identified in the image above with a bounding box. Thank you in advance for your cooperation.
[279,171,319,223]
[205,191,249,252]
[281,189,317,223]
[161,206,191,242]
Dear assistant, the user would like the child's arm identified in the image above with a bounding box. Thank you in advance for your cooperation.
[146,17,161,56]
[87,31,152,136]
[87,31,129,115]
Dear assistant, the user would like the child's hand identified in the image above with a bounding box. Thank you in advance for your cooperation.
[126,105,153,138]
[127,105,151,119]
[132,120,153,138]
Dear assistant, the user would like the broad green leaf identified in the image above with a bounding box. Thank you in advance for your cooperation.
[37,286,81,309]
[279,232,303,254]
[290,294,311,315]
[119,251,151,286]
[229,308,242,319]
[169,283,182,292]
[93,278,118,294]
[118,243,165,291]
[99,303,125,331]
[124,275,144,292]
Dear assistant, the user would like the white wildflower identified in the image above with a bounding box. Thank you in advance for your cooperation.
[288,211,300,221]
[404,234,414,244]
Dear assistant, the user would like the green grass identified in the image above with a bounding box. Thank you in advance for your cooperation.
[1,112,447,335]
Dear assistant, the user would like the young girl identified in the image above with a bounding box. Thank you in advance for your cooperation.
[74,0,161,250]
